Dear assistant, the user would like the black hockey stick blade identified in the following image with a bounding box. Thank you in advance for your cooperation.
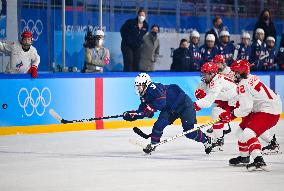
[133,127,151,139]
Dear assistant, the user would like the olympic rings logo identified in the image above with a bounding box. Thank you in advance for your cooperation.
[18,87,51,117]
[20,19,43,41]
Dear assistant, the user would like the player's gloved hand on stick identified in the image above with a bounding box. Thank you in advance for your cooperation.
[28,65,38,78]
[219,111,233,123]
[195,89,206,99]
[123,111,139,121]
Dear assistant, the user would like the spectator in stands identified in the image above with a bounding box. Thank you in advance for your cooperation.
[216,30,235,65]
[235,32,252,61]
[189,30,202,71]
[275,34,284,70]
[250,28,266,71]
[0,31,40,78]
[253,9,276,41]
[84,29,110,73]
[205,16,226,45]
[170,38,191,71]
[139,24,160,72]
[120,8,148,72]
[262,36,277,71]
[200,34,219,66]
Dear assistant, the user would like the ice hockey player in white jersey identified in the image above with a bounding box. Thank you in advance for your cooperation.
[0,31,40,78]
[205,54,235,135]
[219,59,282,171]
[194,62,238,150]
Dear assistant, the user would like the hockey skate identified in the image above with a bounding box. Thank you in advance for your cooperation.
[262,134,281,155]
[204,136,213,154]
[143,144,156,154]
[246,156,269,172]
[212,136,224,151]
[229,156,250,166]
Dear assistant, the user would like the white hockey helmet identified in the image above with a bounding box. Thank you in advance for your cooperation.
[206,34,215,41]
[134,73,152,96]
[241,32,251,39]
[95,29,105,37]
[255,28,264,35]
[191,30,200,38]
[220,30,230,37]
[266,36,275,42]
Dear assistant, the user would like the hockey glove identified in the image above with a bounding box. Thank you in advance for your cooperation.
[219,111,233,123]
[195,89,206,99]
[123,111,141,121]
[194,102,201,112]
[28,65,38,78]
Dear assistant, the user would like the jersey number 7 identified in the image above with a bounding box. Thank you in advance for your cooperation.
[254,82,273,99]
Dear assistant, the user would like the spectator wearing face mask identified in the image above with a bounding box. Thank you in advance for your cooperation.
[170,38,191,71]
[120,8,149,72]
[205,16,226,45]
[84,29,110,73]
[139,24,160,72]
[253,9,277,41]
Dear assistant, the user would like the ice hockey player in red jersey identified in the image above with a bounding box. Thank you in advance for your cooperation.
[0,31,40,78]
[219,59,282,171]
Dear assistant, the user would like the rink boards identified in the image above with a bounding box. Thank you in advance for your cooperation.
[0,72,284,135]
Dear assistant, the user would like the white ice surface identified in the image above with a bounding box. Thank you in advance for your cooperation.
[0,121,284,191]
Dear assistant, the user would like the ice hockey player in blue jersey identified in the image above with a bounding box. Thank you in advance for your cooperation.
[216,30,235,66]
[200,34,219,66]
[235,32,252,61]
[262,36,277,71]
[250,28,267,71]
[188,30,202,71]
[123,73,213,154]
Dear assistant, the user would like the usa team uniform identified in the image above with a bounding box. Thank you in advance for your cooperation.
[235,43,252,61]
[200,45,219,66]
[216,42,235,65]
[188,43,202,71]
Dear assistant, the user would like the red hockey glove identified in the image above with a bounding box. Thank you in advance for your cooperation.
[195,89,206,99]
[28,65,38,78]
[219,111,233,123]
[194,102,201,112]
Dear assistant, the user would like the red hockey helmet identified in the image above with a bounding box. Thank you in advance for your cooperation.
[231,59,250,75]
[213,54,225,63]
[201,62,218,74]
[21,31,33,39]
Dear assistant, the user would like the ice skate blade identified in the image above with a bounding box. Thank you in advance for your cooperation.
[262,150,282,155]
[246,165,270,172]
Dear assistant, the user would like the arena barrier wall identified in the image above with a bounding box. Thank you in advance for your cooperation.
[0,72,284,135]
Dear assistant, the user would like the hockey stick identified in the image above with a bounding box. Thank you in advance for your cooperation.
[133,127,151,139]
[151,119,220,148]
[130,119,220,150]
[223,122,232,135]
[49,108,123,124]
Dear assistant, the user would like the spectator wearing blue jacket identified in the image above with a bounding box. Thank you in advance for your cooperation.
[120,8,148,71]
[189,30,202,71]
[216,30,235,66]
[235,32,252,61]
[200,34,219,66]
